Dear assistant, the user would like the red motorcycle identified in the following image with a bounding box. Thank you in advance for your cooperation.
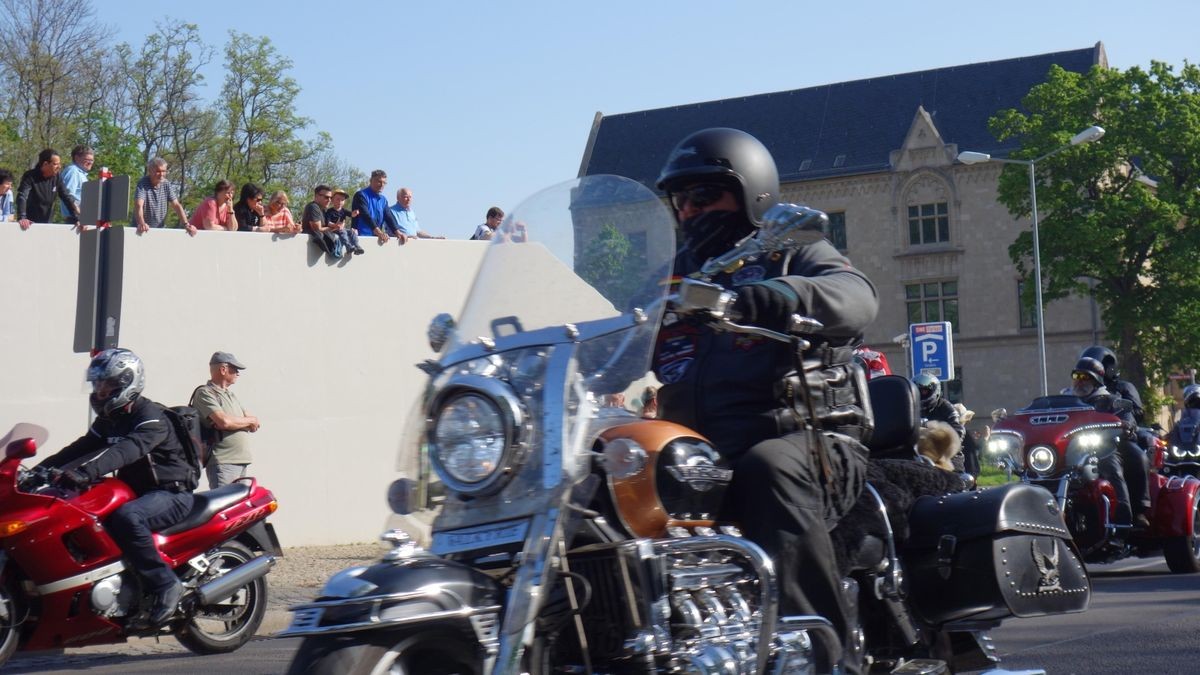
[988,395,1200,573]
[0,423,282,666]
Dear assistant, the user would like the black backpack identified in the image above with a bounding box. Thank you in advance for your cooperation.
[162,405,205,491]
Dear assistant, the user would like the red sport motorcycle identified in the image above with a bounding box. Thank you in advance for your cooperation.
[989,395,1200,573]
[0,423,282,666]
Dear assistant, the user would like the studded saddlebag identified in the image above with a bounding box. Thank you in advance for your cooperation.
[902,483,1090,626]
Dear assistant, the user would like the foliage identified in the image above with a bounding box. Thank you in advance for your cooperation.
[989,61,1200,391]
[576,223,645,307]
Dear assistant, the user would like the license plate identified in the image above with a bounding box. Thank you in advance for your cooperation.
[432,518,530,554]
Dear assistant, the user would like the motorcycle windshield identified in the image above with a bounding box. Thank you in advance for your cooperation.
[447,174,676,354]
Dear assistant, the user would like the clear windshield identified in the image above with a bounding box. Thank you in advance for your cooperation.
[448,175,676,354]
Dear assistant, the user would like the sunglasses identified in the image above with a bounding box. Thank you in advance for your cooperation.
[1071,372,1094,382]
[669,184,729,211]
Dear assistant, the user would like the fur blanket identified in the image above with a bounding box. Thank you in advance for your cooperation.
[830,459,966,576]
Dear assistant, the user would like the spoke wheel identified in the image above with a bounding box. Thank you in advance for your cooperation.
[173,540,268,654]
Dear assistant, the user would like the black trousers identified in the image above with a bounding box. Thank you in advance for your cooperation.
[106,489,194,592]
[722,430,866,673]
[1120,439,1151,514]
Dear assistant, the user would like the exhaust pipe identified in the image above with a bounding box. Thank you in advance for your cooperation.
[198,555,276,605]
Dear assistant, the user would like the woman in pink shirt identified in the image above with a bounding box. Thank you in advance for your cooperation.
[260,191,299,234]
[189,180,239,231]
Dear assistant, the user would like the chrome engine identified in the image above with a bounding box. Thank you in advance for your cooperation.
[90,573,136,618]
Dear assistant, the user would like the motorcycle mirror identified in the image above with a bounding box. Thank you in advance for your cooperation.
[5,438,37,460]
[1,423,48,459]
[387,478,421,515]
[990,408,1008,422]
[699,203,828,278]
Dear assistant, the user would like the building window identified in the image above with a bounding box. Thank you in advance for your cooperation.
[1018,281,1037,329]
[906,280,959,332]
[945,366,963,404]
[827,212,847,251]
[907,202,949,245]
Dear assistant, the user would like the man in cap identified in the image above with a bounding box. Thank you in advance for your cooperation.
[191,351,261,488]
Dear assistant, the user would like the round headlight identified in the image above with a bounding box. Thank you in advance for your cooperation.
[987,437,1009,454]
[1172,445,1185,459]
[1028,446,1056,474]
[432,394,507,485]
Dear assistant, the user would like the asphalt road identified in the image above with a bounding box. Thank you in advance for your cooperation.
[8,557,1200,674]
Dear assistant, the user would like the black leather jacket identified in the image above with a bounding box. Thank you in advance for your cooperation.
[39,397,191,495]
[922,397,965,440]
[654,238,878,459]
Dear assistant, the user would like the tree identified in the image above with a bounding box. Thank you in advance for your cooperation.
[577,223,646,307]
[217,31,323,189]
[989,62,1200,391]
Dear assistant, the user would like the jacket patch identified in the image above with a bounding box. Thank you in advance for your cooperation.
[731,265,767,286]
[659,358,693,384]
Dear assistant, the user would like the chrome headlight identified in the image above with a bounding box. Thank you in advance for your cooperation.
[1028,446,1057,474]
[427,376,526,495]
[1172,445,1185,459]
[986,437,1011,455]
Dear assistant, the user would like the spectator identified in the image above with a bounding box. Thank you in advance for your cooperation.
[234,183,266,233]
[16,148,80,231]
[0,169,13,222]
[303,184,340,256]
[471,206,504,240]
[955,403,980,477]
[641,386,658,419]
[387,188,444,239]
[188,180,239,231]
[191,352,259,489]
[261,190,299,234]
[326,188,364,255]
[60,145,93,226]
[133,157,193,235]
[352,170,406,245]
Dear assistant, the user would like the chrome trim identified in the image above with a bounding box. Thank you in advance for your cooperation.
[864,483,903,599]
[428,375,526,496]
[654,534,778,675]
[440,314,640,368]
[493,508,565,675]
[776,614,841,672]
[37,560,125,595]
[278,602,503,638]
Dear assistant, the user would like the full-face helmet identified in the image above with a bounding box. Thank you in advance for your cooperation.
[87,348,145,416]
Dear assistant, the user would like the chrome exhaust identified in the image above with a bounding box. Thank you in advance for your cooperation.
[197,555,276,605]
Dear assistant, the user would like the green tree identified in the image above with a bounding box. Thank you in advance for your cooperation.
[577,223,646,307]
[989,62,1200,391]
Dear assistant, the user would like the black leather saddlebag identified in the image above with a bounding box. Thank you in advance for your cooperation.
[902,483,1090,626]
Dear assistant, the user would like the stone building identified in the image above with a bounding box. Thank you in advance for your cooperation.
[578,43,1111,424]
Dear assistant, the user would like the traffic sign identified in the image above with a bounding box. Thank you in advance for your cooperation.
[909,321,954,380]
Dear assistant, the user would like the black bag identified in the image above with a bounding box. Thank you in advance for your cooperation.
[189,385,220,461]
[162,405,205,491]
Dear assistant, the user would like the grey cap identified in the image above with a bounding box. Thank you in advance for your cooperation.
[210,351,247,369]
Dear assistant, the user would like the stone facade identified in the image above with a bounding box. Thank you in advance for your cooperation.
[783,106,1102,423]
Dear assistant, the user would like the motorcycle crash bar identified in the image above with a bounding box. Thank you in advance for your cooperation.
[198,554,277,605]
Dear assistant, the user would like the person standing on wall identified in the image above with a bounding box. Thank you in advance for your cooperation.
[192,352,260,489]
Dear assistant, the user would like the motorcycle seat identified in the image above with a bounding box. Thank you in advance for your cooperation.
[865,375,921,459]
[847,534,886,572]
[157,482,252,535]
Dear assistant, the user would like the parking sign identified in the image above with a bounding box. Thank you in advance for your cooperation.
[909,322,954,380]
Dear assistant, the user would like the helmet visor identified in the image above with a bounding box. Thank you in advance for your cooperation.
[917,383,937,400]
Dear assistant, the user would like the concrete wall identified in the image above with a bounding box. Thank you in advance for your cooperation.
[1,224,486,545]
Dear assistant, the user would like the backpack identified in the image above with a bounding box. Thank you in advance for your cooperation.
[162,405,205,491]
[189,385,221,456]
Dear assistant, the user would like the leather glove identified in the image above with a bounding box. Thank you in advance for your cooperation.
[55,467,94,491]
[731,280,801,331]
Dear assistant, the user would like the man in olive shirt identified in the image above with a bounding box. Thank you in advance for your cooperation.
[192,351,260,489]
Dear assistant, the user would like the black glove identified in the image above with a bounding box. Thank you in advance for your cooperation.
[731,280,801,331]
[55,467,94,491]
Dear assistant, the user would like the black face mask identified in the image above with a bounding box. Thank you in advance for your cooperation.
[680,209,754,262]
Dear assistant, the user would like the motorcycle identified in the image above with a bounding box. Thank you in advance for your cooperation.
[0,422,282,665]
[1164,410,1200,478]
[988,396,1200,573]
[282,175,1088,674]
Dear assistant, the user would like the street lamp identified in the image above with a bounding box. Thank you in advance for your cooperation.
[957,125,1105,397]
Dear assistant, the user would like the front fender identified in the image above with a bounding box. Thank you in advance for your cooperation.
[1153,475,1200,538]
[276,555,503,639]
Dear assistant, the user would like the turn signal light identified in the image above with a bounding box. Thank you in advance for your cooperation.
[0,521,29,537]
[266,500,278,515]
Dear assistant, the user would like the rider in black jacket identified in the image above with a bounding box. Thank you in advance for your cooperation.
[654,128,878,673]
[38,349,194,626]
[1079,346,1151,519]
[1071,356,1147,528]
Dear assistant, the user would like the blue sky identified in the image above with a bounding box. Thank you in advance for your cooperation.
[99,0,1198,238]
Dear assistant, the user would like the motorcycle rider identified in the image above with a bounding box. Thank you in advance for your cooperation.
[655,127,878,673]
[1079,345,1151,520]
[913,373,966,470]
[1070,356,1148,528]
[37,349,194,626]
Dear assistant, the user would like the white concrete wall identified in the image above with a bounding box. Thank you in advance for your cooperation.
[0,224,486,545]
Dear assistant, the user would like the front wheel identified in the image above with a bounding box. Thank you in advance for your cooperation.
[173,540,268,654]
[0,579,20,667]
[1164,496,1200,574]
[286,629,483,675]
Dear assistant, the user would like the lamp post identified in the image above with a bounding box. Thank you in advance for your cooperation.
[957,125,1105,396]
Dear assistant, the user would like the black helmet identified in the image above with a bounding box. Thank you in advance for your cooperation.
[1184,384,1200,409]
[1071,357,1105,388]
[656,127,780,226]
[86,348,145,416]
[1080,346,1118,381]
[913,373,941,407]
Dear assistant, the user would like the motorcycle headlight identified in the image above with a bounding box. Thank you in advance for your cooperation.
[1075,432,1103,450]
[987,437,1010,454]
[429,384,523,494]
[1172,445,1185,459]
[1028,446,1057,474]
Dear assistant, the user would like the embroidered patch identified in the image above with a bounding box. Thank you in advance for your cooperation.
[659,358,693,384]
[731,265,767,286]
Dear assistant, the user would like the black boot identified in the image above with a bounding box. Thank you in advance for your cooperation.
[147,579,183,626]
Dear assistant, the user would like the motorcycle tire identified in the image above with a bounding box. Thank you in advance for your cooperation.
[0,578,19,667]
[1163,496,1200,574]
[173,540,268,654]
[286,629,483,675]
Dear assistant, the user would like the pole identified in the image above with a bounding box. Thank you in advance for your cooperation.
[1029,161,1048,396]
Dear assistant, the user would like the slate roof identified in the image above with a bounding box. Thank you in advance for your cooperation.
[580,45,1103,189]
